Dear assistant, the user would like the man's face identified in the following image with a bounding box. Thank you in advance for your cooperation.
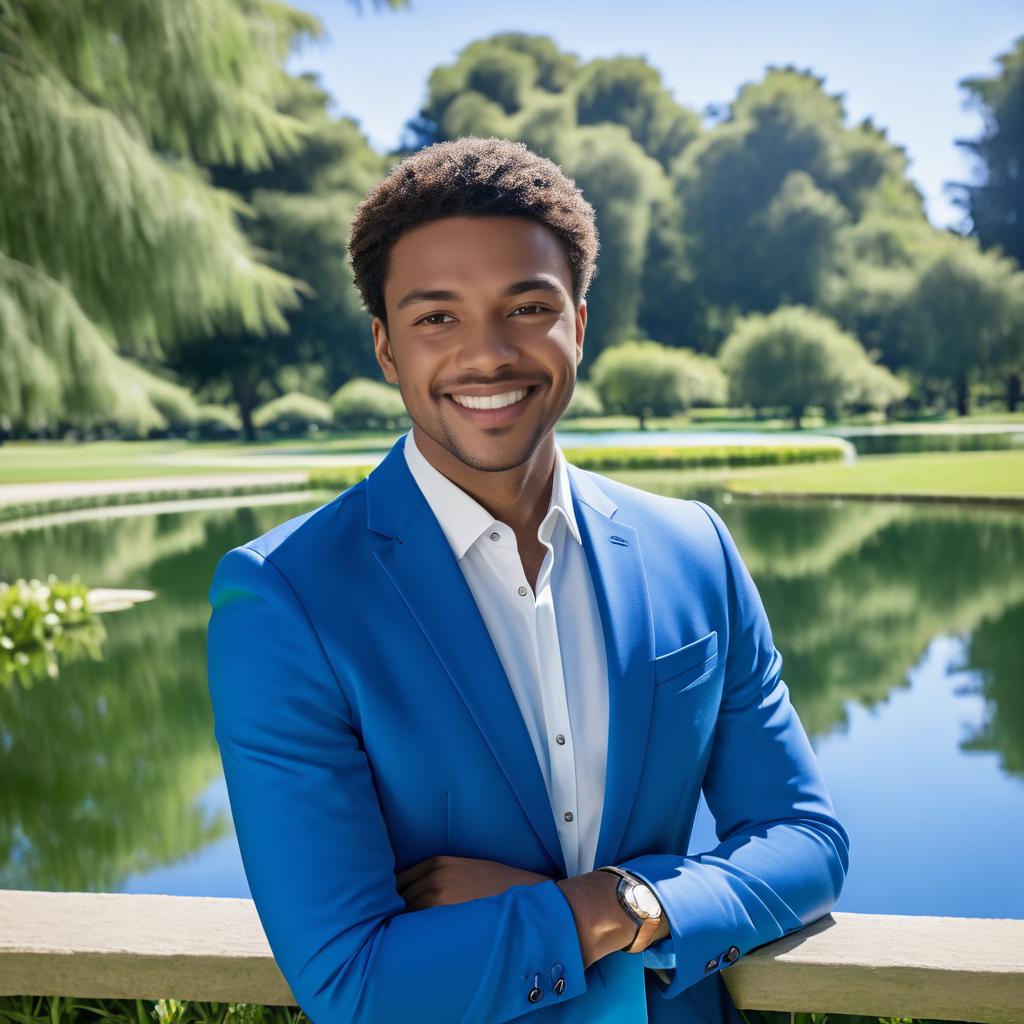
[372,214,586,474]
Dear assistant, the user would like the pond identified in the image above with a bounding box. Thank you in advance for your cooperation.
[1,478,1021,921]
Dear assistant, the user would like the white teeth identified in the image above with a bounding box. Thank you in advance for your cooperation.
[451,388,529,410]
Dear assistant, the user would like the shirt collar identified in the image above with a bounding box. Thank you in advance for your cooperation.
[403,427,582,561]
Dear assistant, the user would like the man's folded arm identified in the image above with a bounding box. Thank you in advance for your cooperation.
[617,499,851,1001]
[206,545,588,1024]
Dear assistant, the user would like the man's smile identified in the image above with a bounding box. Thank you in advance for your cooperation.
[442,384,541,426]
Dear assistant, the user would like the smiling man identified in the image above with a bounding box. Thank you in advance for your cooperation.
[206,136,850,1024]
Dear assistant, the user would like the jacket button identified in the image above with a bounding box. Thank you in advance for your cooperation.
[724,945,740,963]
[705,957,719,972]
[528,987,543,1003]
[552,978,566,994]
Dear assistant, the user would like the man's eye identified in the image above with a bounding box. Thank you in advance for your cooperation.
[512,304,548,315]
[416,312,454,326]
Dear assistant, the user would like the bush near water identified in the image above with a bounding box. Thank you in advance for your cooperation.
[306,442,846,492]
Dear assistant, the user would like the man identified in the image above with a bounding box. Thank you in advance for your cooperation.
[206,136,850,1024]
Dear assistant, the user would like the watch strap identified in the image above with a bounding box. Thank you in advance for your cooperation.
[595,866,663,954]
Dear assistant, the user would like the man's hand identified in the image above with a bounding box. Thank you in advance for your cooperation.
[395,856,665,971]
[396,854,552,911]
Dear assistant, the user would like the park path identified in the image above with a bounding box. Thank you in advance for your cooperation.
[0,471,311,507]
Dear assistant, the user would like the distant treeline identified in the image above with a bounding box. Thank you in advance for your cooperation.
[1,4,1021,441]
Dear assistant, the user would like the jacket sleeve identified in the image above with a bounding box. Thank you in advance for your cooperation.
[206,544,588,1024]
[617,499,851,1000]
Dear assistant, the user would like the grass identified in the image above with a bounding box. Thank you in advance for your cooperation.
[721,449,1024,501]
[0,993,987,1024]
[0,436,399,484]
[2,426,1023,509]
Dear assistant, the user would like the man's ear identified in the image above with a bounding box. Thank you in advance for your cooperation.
[372,316,398,385]
[576,300,587,366]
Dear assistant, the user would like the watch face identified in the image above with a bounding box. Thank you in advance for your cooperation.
[625,881,661,919]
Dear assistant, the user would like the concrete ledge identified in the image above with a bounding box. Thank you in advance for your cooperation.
[1,891,1022,1021]
[723,911,1024,1024]
[0,890,295,1005]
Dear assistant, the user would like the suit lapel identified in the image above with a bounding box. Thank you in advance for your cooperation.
[366,437,656,877]
[569,471,657,871]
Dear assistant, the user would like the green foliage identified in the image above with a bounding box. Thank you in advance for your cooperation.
[562,443,845,471]
[306,443,843,494]
[574,57,701,169]
[0,575,105,690]
[329,377,409,430]
[563,380,605,418]
[252,392,333,435]
[7,21,1020,436]
[953,33,1024,267]
[191,404,243,439]
[589,338,706,427]
[103,363,204,438]
[169,73,393,440]
[901,235,1024,413]
[0,0,320,432]
[669,348,729,407]
[308,464,378,492]
[417,33,580,142]
[0,995,312,1024]
[0,998,979,1024]
[569,124,671,361]
[719,305,904,426]
[671,66,925,341]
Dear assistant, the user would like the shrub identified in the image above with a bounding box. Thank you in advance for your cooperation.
[191,404,242,440]
[590,339,695,429]
[718,305,903,428]
[563,380,604,418]
[330,378,409,430]
[252,392,333,436]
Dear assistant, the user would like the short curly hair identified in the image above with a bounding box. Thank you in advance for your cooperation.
[347,136,600,329]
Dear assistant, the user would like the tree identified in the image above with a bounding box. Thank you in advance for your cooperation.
[902,236,1024,416]
[168,73,390,439]
[567,125,671,363]
[949,34,1024,409]
[950,34,1024,268]
[574,57,701,170]
[673,67,925,342]
[0,0,321,437]
[718,305,901,428]
[589,338,696,429]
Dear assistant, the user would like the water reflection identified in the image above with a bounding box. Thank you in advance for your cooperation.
[0,486,1021,917]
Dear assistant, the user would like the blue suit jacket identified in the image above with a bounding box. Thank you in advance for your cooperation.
[206,434,850,1024]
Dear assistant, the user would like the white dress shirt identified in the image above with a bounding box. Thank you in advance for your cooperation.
[404,426,608,878]
[403,427,676,977]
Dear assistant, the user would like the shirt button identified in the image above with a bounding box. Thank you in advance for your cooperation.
[564,811,573,822]
[489,531,500,541]
[705,957,719,972]
[556,734,565,744]
[517,585,528,596]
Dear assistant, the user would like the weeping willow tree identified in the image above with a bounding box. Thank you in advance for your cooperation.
[0,0,335,437]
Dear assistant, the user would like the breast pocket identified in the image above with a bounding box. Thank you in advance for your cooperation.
[653,629,719,694]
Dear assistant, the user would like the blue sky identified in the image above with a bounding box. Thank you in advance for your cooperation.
[287,0,1022,230]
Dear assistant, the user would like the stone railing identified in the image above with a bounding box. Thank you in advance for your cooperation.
[1,890,1021,1022]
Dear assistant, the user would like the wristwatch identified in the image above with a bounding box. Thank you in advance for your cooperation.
[595,865,664,954]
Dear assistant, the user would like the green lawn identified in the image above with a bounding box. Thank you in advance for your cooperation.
[0,436,399,484]
[722,449,1024,500]
[2,429,1023,505]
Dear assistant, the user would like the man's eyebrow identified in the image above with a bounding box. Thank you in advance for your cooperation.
[395,278,563,311]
